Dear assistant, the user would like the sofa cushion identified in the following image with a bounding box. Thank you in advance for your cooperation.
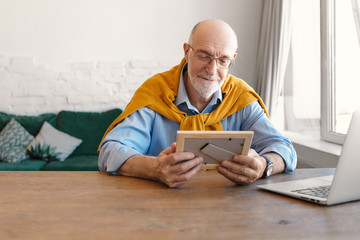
[56,108,122,156]
[27,122,82,161]
[42,155,99,171]
[0,118,34,163]
[0,160,47,171]
[0,112,56,136]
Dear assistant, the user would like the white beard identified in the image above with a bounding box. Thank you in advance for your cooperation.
[189,72,222,99]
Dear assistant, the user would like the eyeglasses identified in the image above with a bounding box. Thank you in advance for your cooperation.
[188,44,233,69]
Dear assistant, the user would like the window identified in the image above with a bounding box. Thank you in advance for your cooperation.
[283,0,360,145]
[322,0,360,144]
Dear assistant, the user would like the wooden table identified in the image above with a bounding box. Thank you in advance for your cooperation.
[0,169,358,240]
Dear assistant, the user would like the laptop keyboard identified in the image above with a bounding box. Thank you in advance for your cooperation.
[291,185,331,199]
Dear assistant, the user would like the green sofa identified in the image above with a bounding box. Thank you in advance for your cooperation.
[0,108,122,171]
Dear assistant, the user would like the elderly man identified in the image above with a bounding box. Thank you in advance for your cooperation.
[98,19,296,187]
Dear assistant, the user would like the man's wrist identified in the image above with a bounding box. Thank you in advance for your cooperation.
[261,155,274,178]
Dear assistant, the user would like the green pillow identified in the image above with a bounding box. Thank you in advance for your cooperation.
[0,112,57,136]
[0,118,34,163]
[56,108,122,156]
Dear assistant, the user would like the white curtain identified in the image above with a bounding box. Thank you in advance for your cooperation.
[353,0,360,44]
[255,0,292,117]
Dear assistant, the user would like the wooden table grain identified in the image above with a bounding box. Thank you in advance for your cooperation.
[0,168,358,240]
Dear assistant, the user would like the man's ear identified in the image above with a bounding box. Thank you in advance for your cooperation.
[183,43,191,62]
[232,52,237,61]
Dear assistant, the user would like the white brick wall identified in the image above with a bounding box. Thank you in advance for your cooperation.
[0,55,179,114]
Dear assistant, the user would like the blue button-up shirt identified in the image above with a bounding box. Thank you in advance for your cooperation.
[99,65,297,174]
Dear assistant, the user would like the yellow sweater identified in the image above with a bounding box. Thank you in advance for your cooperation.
[98,58,269,151]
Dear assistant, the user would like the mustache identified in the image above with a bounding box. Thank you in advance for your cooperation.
[196,72,221,81]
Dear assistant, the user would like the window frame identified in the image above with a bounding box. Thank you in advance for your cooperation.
[321,0,346,145]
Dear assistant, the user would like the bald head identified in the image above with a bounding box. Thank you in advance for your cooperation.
[188,19,238,53]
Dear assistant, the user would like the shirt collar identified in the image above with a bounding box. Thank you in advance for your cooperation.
[174,63,223,113]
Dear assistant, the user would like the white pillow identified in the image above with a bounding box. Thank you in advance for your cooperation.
[27,122,82,161]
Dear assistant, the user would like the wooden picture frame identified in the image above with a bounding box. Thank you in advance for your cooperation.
[176,131,254,170]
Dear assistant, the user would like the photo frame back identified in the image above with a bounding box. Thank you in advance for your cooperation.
[176,131,254,170]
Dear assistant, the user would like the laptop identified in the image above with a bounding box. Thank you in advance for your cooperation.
[257,110,360,205]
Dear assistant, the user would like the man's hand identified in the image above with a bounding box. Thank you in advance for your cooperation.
[153,142,203,188]
[216,149,266,185]
[118,143,203,188]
